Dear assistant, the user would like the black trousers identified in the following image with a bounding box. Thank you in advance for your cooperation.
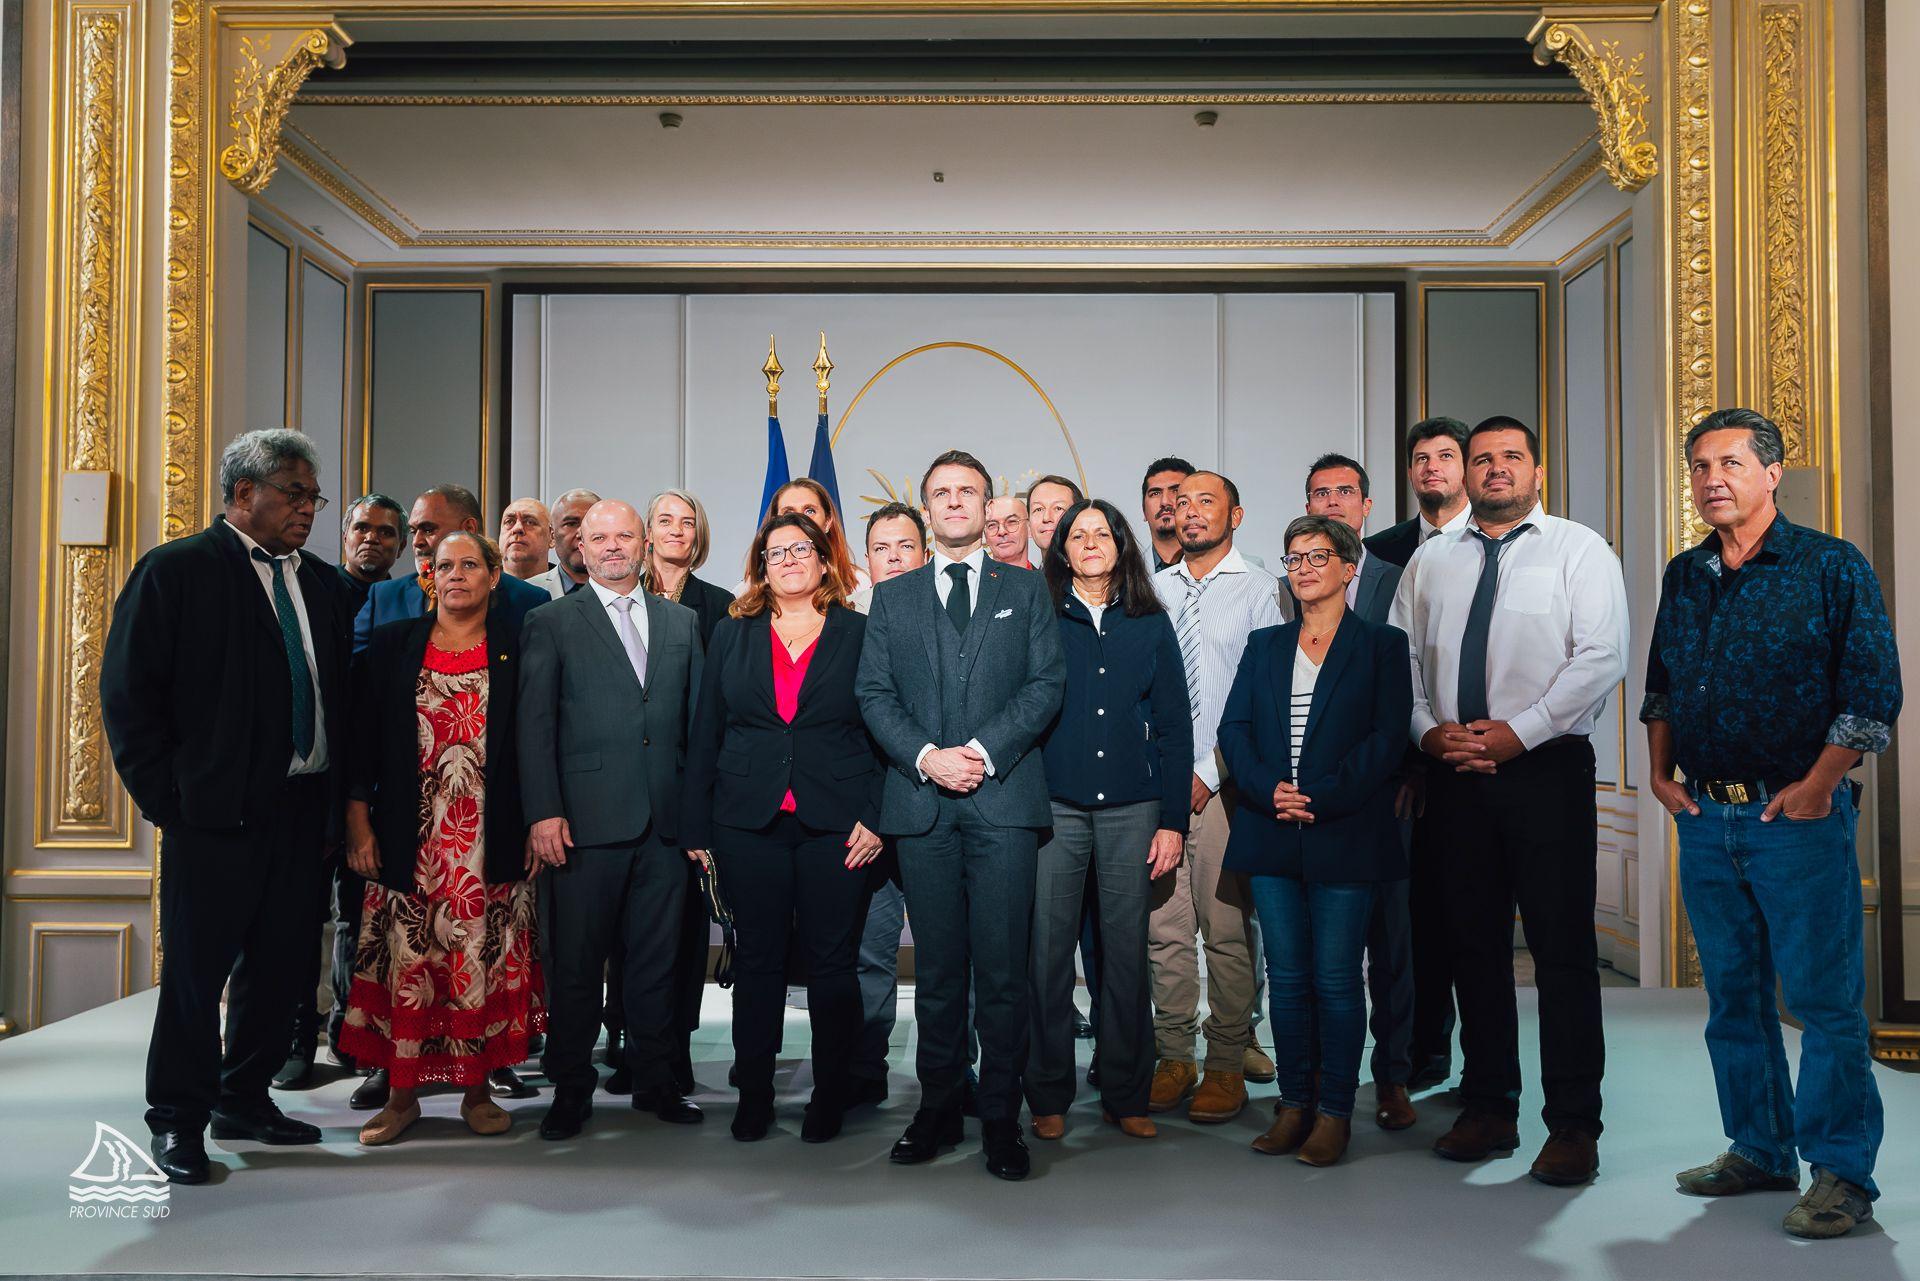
[281,856,364,1058]
[897,799,1039,1124]
[1408,804,1458,1071]
[718,813,869,1097]
[605,861,705,1072]
[146,774,328,1135]
[540,831,686,1095]
[1365,877,1416,1085]
[1427,737,1604,1134]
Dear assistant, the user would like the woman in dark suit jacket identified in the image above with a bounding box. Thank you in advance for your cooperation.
[1219,516,1412,1168]
[684,513,884,1144]
[339,532,543,1146]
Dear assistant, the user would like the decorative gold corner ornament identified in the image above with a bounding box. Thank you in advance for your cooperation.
[1531,20,1660,193]
[218,24,348,194]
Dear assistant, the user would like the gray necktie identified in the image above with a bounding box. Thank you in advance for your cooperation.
[1176,573,1213,719]
[612,595,648,687]
[1455,525,1529,724]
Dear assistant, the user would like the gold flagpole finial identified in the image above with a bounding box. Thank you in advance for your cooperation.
[762,335,783,415]
[813,331,834,415]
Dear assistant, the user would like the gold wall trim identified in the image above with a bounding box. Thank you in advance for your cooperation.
[218,24,348,194]
[1532,19,1660,192]
[36,3,142,850]
[298,90,1593,107]
[161,0,208,542]
[1758,4,1812,466]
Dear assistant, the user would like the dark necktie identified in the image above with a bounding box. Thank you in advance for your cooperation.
[944,562,972,634]
[254,548,316,759]
[1454,525,1529,725]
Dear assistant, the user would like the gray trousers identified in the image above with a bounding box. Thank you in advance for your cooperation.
[1027,799,1158,1118]
[853,845,978,1083]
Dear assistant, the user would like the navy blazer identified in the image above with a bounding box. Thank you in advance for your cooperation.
[353,569,550,654]
[1038,594,1192,832]
[1218,615,1412,882]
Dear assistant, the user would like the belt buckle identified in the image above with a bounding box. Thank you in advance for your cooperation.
[1724,782,1750,805]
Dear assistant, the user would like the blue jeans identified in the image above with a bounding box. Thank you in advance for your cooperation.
[1675,784,1881,1198]
[1250,875,1374,1119]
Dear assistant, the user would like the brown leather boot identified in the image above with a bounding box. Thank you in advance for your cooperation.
[1030,1114,1065,1141]
[1147,1060,1199,1113]
[1433,1111,1521,1162]
[1251,1105,1313,1156]
[1529,1130,1599,1186]
[1297,1112,1352,1167]
[1374,1083,1417,1131]
[1187,1070,1247,1124]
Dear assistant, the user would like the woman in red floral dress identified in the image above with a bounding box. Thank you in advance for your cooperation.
[340,532,544,1144]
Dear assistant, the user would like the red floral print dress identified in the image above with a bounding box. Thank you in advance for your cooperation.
[339,639,544,1088]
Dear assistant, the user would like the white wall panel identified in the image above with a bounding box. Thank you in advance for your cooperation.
[298,263,348,562]
[244,227,288,434]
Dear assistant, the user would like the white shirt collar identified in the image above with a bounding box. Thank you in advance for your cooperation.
[1466,502,1547,539]
[1423,505,1472,540]
[1174,545,1248,585]
[932,545,987,576]
[229,521,300,570]
[588,577,644,609]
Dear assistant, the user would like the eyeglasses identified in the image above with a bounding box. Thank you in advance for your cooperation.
[260,480,328,511]
[1281,549,1345,569]
[1308,485,1362,503]
[762,543,819,566]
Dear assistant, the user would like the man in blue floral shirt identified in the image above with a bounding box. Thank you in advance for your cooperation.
[1642,407,1901,1240]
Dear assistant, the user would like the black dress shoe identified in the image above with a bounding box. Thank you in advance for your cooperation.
[150,1131,209,1185]
[1085,1052,1101,1088]
[325,1046,357,1072]
[981,1118,1031,1181]
[1073,1010,1094,1039]
[801,1089,845,1144]
[732,1091,775,1142]
[890,1107,964,1164]
[961,1068,981,1119]
[727,1064,740,1088]
[604,1064,634,1095]
[540,1089,594,1141]
[845,1076,888,1108]
[489,1066,537,1099]
[209,1103,322,1145]
[271,1051,315,1091]
[349,1068,390,1111]
[602,1027,624,1069]
[527,1033,546,1057]
[634,1087,703,1124]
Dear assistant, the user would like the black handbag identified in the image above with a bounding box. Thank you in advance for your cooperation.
[692,851,737,990]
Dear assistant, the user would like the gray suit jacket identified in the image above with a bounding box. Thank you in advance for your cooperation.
[856,559,1066,835]
[1279,548,1402,627]
[517,583,703,848]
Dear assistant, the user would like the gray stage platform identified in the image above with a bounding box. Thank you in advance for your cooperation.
[0,987,1912,1281]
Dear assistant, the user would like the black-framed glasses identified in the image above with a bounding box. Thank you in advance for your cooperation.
[1307,484,1362,503]
[260,479,329,512]
[763,543,819,566]
[1281,549,1343,570]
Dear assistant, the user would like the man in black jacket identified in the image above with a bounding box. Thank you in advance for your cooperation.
[102,429,352,1185]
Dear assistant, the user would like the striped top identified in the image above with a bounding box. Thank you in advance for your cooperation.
[1290,645,1321,779]
[1153,549,1287,791]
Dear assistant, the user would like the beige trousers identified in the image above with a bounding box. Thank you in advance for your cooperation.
[1147,783,1258,1070]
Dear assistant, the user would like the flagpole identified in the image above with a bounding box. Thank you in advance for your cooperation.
[763,334,783,415]
[814,331,833,416]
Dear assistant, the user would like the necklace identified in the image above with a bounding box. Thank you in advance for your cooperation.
[646,566,687,603]
[773,612,824,656]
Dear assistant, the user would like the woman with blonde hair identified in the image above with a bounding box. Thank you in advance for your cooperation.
[768,478,870,596]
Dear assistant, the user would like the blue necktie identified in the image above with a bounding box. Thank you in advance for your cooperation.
[254,548,316,759]
[1454,525,1530,725]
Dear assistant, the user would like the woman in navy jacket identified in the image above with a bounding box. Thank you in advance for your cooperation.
[1029,499,1192,1138]
[1219,515,1412,1167]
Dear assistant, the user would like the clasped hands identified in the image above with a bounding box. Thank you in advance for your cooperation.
[924,745,987,794]
[1420,720,1525,774]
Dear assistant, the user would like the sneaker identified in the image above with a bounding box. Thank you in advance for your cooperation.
[1783,1170,1873,1239]
[1676,1151,1799,1197]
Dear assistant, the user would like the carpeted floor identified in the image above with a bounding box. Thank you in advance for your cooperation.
[0,987,1911,1281]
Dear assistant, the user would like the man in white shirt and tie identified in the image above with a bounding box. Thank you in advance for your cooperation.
[1388,415,1628,1187]
[1147,470,1286,1124]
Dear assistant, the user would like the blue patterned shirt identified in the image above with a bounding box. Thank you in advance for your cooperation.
[1640,512,1901,782]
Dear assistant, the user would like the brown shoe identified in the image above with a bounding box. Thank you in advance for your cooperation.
[1530,1129,1599,1186]
[1374,1083,1417,1131]
[1298,1112,1352,1167]
[1147,1060,1199,1113]
[1241,1040,1277,1084]
[1188,1070,1247,1124]
[1432,1111,1520,1162]
[1251,1105,1313,1156]
[1030,1113,1065,1141]
[460,1097,513,1136]
[357,1100,421,1147]
[1101,1111,1158,1139]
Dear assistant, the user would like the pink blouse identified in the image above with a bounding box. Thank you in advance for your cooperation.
[771,631,819,813]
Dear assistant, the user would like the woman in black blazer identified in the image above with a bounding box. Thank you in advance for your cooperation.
[339,532,543,1147]
[683,513,883,1144]
[1029,499,1192,1140]
[1218,516,1413,1167]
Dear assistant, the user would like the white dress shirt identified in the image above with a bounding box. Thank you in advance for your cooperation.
[1421,504,1472,545]
[1153,546,1286,790]
[589,577,652,649]
[1072,583,1109,631]
[917,545,996,779]
[231,524,329,776]
[1389,502,1629,752]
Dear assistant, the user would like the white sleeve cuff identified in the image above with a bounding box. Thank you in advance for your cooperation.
[914,743,936,782]
[967,738,996,777]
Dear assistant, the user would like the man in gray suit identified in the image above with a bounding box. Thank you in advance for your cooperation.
[1297,453,1419,1131]
[520,500,705,1140]
[857,449,1066,1181]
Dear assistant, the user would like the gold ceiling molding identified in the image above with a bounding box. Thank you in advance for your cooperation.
[219,24,350,194]
[274,126,1603,250]
[1530,19,1659,192]
[39,2,141,850]
[298,90,1592,107]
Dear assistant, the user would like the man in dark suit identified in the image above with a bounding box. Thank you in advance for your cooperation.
[334,493,405,614]
[1362,416,1472,570]
[856,449,1066,1181]
[520,499,705,1140]
[102,429,351,1185]
[352,483,550,653]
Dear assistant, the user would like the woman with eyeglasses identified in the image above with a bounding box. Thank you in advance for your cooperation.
[683,513,885,1143]
[1216,515,1412,1167]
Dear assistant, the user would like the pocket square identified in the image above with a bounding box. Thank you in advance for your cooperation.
[994,608,1014,619]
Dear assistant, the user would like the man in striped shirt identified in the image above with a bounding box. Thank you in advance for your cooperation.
[1148,471,1287,1123]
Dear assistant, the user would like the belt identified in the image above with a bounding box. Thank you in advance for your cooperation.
[1688,777,1791,805]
